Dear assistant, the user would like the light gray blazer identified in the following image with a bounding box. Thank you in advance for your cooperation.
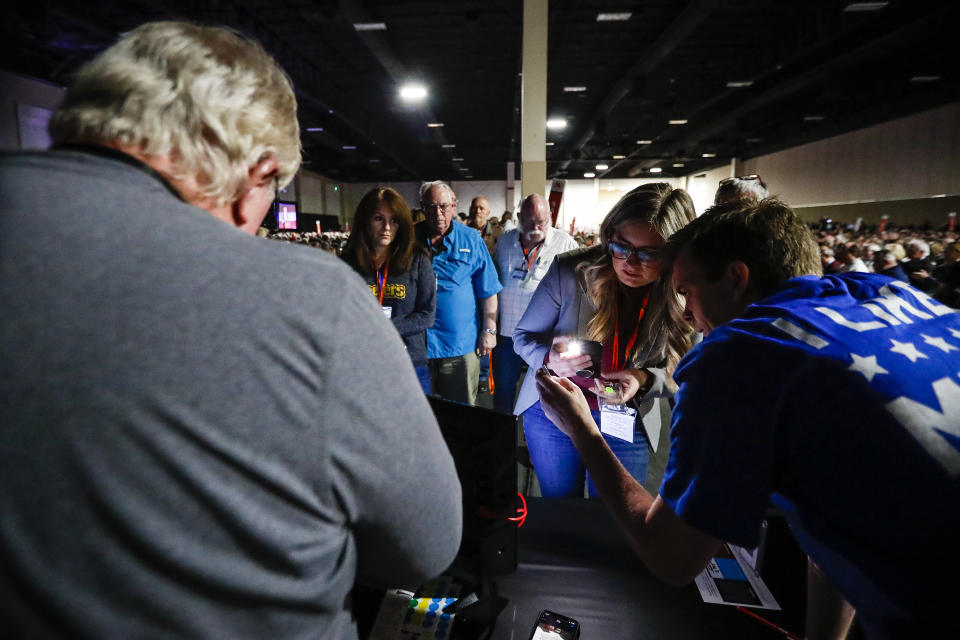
[511,246,672,448]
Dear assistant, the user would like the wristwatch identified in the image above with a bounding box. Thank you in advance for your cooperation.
[482,328,497,336]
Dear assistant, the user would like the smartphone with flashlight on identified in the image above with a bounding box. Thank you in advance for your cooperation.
[528,609,580,640]
[564,339,603,378]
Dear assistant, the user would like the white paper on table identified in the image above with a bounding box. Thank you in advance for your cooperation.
[694,543,781,610]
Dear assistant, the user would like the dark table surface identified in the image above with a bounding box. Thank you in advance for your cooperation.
[486,497,806,640]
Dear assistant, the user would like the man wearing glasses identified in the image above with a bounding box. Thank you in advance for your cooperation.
[416,181,502,405]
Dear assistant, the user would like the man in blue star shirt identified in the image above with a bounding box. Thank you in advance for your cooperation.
[537,199,960,639]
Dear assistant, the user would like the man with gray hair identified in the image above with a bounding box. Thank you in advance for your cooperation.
[492,193,578,413]
[714,174,770,206]
[416,181,502,405]
[0,22,461,639]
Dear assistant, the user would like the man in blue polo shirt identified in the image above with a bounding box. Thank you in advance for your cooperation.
[536,199,960,639]
[416,181,502,405]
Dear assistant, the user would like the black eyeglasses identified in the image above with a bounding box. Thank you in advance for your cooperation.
[608,240,662,264]
[423,203,456,214]
[719,174,762,186]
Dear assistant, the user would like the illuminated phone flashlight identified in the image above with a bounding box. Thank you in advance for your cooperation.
[565,340,582,356]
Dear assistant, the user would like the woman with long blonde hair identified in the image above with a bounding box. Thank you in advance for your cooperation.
[512,183,695,497]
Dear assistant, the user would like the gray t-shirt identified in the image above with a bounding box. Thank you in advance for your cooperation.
[0,149,462,639]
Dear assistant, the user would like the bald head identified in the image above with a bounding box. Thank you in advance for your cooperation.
[519,193,551,247]
[468,197,491,230]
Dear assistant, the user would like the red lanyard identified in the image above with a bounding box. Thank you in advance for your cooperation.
[612,290,650,371]
[522,241,543,272]
[376,261,389,305]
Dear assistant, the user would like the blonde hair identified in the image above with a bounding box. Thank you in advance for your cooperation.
[49,21,301,206]
[578,183,696,373]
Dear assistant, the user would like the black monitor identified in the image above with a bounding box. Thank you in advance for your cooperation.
[427,396,519,580]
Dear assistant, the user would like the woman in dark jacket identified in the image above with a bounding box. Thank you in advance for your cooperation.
[342,187,436,393]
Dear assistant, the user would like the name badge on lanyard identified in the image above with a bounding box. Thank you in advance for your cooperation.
[381,306,393,319]
[599,398,636,442]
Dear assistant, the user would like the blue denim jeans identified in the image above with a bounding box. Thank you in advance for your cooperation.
[413,363,432,395]
[492,335,525,414]
[522,400,648,498]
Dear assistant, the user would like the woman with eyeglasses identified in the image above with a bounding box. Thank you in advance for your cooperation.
[341,186,437,394]
[512,183,696,497]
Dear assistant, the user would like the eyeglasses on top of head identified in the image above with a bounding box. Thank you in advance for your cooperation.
[718,174,762,186]
[608,240,662,264]
[423,203,456,214]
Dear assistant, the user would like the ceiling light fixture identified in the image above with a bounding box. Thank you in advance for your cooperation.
[613,155,626,159]
[842,2,888,12]
[668,119,688,125]
[546,118,568,130]
[545,142,555,146]
[596,12,632,21]
[595,164,609,170]
[442,144,456,148]
[399,84,427,101]
[369,159,380,163]
[427,122,444,128]
[583,172,596,178]
[726,80,753,88]
[452,157,464,161]
[909,75,941,82]
[673,163,685,167]
[342,145,357,150]
[636,139,653,145]
[803,115,825,122]
[563,86,587,92]
[353,22,387,31]
[305,127,324,132]
[701,153,716,158]
[649,167,662,173]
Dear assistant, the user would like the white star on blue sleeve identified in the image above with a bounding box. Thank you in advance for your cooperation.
[848,353,889,382]
[889,339,928,363]
[921,334,959,353]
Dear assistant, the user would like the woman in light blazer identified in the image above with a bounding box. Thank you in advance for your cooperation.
[513,183,695,497]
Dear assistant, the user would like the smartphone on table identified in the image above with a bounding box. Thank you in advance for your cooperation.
[528,609,580,640]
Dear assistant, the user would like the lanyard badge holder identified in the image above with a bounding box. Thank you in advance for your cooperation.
[597,381,636,442]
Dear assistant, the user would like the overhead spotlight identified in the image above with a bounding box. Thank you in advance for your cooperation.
[427,122,444,128]
[843,2,888,11]
[636,139,653,145]
[803,115,826,122]
[649,167,662,173]
[353,22,387,31]
[595,164,609,170]
[442,144,456,149]
[399,84,427,101]
[701,153,716,158]
[305,127,324,132]
[452,157,464,161]
[726,80,753,88]
[545,142,555,146]
[612,155,626,159]
[546,118,568,130]
[668,119,688,125]
[342,145,357,150]
[673,162,685,167]
[909,75,941,83]
[583,172,596,178]
[596,12,631,21]
[563,86,587,92]
[369,159,380,163]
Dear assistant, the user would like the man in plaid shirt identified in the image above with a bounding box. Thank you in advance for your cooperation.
[492,194,579,413]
